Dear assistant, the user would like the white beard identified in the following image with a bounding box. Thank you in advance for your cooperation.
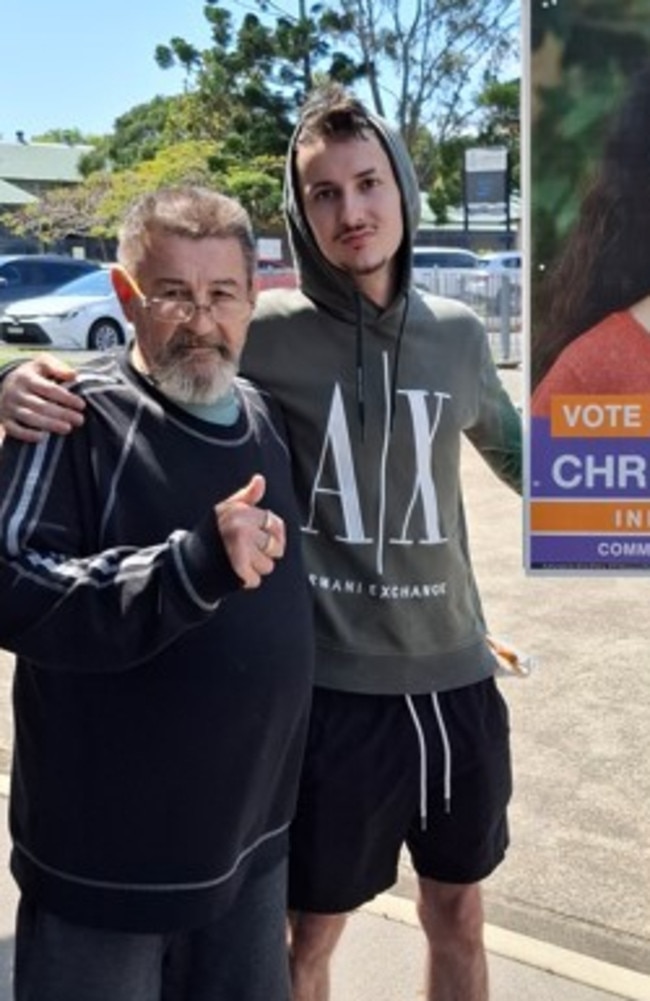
[153,355,238,405]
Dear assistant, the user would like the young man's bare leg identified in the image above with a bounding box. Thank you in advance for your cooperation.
[288,910,348,1001]
[417,878,489,1001]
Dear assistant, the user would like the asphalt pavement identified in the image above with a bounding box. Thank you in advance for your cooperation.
[1,365,650,999]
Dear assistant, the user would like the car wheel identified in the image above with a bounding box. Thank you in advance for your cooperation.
[88,319,124,352]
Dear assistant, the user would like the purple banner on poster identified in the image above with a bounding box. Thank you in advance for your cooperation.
[530,418,650,500]
[529,534,650,569]
[528,416,650,571]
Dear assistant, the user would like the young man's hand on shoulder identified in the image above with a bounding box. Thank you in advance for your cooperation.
[0,353,85,442]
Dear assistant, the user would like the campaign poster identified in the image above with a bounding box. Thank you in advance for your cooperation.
[527,0,650,571]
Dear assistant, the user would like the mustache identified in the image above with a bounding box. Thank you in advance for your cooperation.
[336,223,374,242]
[167,335,233,361]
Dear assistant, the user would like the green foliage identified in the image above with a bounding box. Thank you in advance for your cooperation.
[77,142,112,178]
[421,77,519,225]
[150,0,518,214]
[0,173,114,255]
[427,135,468,224]
[477,78,519,140]
[156,6,294,145]
[31,128,88,145]
[1,0,519,251]
[1,142,285,250]
[108,96,188,169]
[221,168,284,232]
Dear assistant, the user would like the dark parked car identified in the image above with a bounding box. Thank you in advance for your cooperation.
[0,254,100,315]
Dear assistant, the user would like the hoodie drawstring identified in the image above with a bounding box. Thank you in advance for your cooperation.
[404,693,453,831]
[354,292,366,438]
[389,297,409,431]
[354,294,410,437]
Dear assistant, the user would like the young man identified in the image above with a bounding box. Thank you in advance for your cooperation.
[0,185,314,1001]
[0,86,522,1001]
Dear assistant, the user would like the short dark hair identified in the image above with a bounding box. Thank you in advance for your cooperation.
[295,83,374,146]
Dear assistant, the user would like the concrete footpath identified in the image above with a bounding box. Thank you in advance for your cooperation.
[331,896,650,1001]
[0,777,646,1000]
[1,365,650,998]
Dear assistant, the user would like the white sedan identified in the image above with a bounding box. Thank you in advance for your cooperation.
[0,269,131,351]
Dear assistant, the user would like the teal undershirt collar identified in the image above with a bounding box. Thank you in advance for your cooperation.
[176,390,240,426]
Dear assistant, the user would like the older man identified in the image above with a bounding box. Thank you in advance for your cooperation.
[1,86,521,1001]
[0,186,313,1001]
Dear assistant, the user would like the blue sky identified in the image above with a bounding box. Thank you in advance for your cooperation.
[3,1,520,143]
[2,1,213,141]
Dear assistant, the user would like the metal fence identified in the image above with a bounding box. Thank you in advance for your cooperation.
[415,268,523,366]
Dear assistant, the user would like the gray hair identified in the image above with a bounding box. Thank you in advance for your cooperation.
[117,186,257,290]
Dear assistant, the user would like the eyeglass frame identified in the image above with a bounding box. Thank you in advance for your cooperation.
[138,291,253,324]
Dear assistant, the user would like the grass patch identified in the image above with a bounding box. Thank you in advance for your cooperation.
[0,347,85,368]
[0,346,40,366]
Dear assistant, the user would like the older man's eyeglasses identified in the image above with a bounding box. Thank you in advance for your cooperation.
[141,292,250,324]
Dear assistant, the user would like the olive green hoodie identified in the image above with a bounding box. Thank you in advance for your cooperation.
[242,112,522,694]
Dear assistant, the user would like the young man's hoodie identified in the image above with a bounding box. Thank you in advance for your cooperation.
[243,113,522,696]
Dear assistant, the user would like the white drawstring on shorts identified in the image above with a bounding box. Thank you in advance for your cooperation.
[404,693,453,831]
[405,695,428,831]
[431,692,452,816]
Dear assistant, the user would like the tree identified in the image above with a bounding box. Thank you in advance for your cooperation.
[1,1,519,250]
[220,164,284,232]
[154,1,364,158]
[421,76,519,225]
[155,0,364,110]
[475,76,520,192]
[336,0,518,149]
[31,128,92,146]
[0,174,114,256]
[107,96,195,169]
[0,142,285,252]
[154,0,518,166]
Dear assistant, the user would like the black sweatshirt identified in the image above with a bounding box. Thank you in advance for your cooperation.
[0,352,313,932]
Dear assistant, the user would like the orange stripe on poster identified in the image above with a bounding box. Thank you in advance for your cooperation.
[549,395,650,437]
[530,501,650,532]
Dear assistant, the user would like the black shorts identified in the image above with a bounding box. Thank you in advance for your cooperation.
[288,679,512,914]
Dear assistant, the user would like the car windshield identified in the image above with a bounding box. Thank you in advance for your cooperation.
[50,270,113,297]
[480,253,521,269]
[414,252,480,268]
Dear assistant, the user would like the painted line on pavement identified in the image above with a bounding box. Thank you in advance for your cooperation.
[363,892,650,1001]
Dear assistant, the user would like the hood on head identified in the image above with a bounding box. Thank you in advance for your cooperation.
[283,108,421,317]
